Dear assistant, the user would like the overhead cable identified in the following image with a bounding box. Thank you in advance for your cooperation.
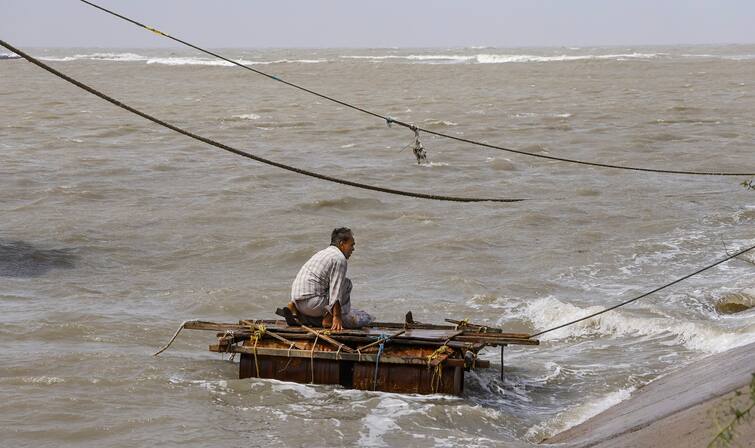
[0,40,523,204]
[78,0,754,177]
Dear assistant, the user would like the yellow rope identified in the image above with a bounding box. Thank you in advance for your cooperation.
[430,364,443,393]
[455,318,469,330]
[250,324,266,377]
[310,335,319,384]
[427,345,451,393]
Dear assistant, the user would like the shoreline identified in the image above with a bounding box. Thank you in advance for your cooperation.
[543,340,755,447]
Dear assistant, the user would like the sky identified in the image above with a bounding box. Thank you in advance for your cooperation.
[2,0,754,48]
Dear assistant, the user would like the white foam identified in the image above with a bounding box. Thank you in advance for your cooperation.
[514,296,755,353]
[681,53,755,61]
[358,397,430,447]
[476,53,659,63]
[525,387,634,442]
[342,52,659,64]
[23,376,64,385]
[269,380,324,399]
[39,53,326,66]
[231,113,261,120]
[423,119,458,126]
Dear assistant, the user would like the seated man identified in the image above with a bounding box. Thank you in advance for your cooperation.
[283,227,373,330]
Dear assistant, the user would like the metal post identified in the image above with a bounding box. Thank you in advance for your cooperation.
[500,345,504,381]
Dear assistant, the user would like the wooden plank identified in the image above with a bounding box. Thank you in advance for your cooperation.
[363,328,462,340]
[239,320,307,350]
[218,331,489,352]
[189,320,538,346]
[210,344,466,366]
[454,335,539,346]
[368,321,457,330]
[301,325,355,353]
[446,319,531,338]
[356,330,406,352]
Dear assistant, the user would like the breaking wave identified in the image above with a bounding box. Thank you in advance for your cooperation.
[510,296,755,353]
[39,52,327,66]
[341,53,661,64]
[524,387,634,442]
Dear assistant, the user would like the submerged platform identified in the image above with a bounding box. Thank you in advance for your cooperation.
[183,315,539,395]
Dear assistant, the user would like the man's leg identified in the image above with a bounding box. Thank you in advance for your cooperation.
[323,278,352,328]
[337,279,374,328]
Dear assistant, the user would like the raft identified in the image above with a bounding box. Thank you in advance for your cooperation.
[183,313,539,395]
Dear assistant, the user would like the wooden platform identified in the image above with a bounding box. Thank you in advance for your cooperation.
[183,316,538,395]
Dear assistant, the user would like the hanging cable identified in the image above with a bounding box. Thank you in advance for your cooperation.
[0,40,523,203]
[77,0,754,177]
[528,242,755,338]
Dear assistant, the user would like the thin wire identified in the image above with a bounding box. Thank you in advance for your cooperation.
[1,40,523,204]
[77,0,755,177]
[528,242,755,338]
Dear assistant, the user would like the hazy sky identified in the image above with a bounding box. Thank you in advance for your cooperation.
[2,0,754,48]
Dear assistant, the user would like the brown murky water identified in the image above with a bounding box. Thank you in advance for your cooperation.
[1,45,754,447]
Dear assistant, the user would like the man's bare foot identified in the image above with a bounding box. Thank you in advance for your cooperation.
[286,302,299,316]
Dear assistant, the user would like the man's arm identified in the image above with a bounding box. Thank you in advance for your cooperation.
[327,258,347,331]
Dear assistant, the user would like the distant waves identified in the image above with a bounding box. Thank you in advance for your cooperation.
[32,50,755,66]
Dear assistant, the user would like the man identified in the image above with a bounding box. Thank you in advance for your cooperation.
[282,227,373,331]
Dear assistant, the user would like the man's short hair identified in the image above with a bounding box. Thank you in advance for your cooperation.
[331,227,353,246]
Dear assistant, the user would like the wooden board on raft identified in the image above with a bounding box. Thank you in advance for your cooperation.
[188,316,538,395]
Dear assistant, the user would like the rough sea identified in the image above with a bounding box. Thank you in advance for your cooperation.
[1,45,754,447]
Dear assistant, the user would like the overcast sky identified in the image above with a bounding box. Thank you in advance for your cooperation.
[2,0,754,48]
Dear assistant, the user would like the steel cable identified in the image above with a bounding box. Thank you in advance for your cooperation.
[528,242,755,338]
[1,40,523,203]
[78,0,754,177]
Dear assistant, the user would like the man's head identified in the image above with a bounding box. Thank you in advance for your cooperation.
[331,227,355,259]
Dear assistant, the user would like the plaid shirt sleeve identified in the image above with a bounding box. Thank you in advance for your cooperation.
[326,256,348,312]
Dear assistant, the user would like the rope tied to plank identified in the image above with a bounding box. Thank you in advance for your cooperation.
[153,320,197,356]
[223,329,237,361]
[310,334,320,384]
[372,334,387,391]
[250,324,266,377]
[427,345,452,393]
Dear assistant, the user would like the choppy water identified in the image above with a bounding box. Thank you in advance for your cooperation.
[1,45,754,447]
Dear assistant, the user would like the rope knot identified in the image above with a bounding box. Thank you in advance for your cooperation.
[251,323,266,342]
[426,345,451,364]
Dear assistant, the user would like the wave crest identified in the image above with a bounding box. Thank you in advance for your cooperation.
[514,296,755,353]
